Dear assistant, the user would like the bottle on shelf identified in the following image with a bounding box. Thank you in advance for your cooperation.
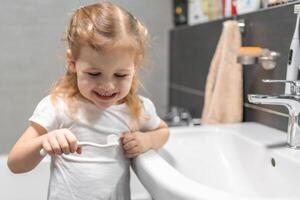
[188,0,209,25]
[173,0,188,26]
[236,0,261,14]
[203,0,223,20]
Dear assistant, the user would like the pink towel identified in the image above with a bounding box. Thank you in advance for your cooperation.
[201,20,243,124]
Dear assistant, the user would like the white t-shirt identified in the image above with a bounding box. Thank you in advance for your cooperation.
[29,95,161,200]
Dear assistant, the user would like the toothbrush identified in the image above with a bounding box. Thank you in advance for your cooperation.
[285,4,300,94]
[39,134,119,157]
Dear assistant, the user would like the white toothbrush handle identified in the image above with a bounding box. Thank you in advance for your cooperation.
[286,12,300,94]
[40,148,47,157]
[39,139,119,157]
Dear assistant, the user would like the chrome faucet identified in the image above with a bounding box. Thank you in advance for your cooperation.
[248,79,300,149]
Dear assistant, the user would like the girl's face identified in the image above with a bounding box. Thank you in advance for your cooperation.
[73,46,136,109]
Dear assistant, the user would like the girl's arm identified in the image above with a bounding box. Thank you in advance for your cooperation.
[7,122,81,173]
[143,120,169,150]
[121,120,169,158]
[7,122,47,173]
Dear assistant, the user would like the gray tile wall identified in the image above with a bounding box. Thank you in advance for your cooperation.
[169,2,299,131]
[1,0,172,154]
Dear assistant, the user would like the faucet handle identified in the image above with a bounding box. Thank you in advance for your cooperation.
[262,79,300,95]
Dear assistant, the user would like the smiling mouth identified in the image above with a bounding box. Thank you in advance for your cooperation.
[94,91,117,100]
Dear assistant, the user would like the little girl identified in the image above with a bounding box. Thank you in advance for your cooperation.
[7,2,169,200]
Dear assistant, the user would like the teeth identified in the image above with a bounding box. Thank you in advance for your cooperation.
[96,92,114,97]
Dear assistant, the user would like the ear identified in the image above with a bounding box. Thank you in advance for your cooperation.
[66,49,76,73]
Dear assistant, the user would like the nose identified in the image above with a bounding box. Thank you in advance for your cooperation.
[97,78,115,91]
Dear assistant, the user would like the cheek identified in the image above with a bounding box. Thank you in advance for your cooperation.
[77,76,94,90]
[119,79,133,92]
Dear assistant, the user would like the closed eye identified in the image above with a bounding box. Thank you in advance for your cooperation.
[87,72,101,76]
[115,74,128,78]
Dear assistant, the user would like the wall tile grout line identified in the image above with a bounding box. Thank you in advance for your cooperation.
[244,103,289,118]
[170,83,205,97]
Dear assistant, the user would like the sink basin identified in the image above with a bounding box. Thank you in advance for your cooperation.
[132,122,300,200]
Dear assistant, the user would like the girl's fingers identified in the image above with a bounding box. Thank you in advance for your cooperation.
[122,133,135,143]
[48,135,63,155]
[64,131,78,153]
[42,140,54,155]
[43,129,79,156]
[123,140,137,151]
[125,146,140,155]
[76,146,82,154]
[56,133,70,154]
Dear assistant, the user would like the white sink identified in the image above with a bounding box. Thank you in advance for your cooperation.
[132,122,300,200]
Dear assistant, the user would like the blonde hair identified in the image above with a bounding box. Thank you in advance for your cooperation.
[50,2,149,123]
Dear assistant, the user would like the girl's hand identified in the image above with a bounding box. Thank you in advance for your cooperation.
[121,132,152,158]
[41,129,81,155]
